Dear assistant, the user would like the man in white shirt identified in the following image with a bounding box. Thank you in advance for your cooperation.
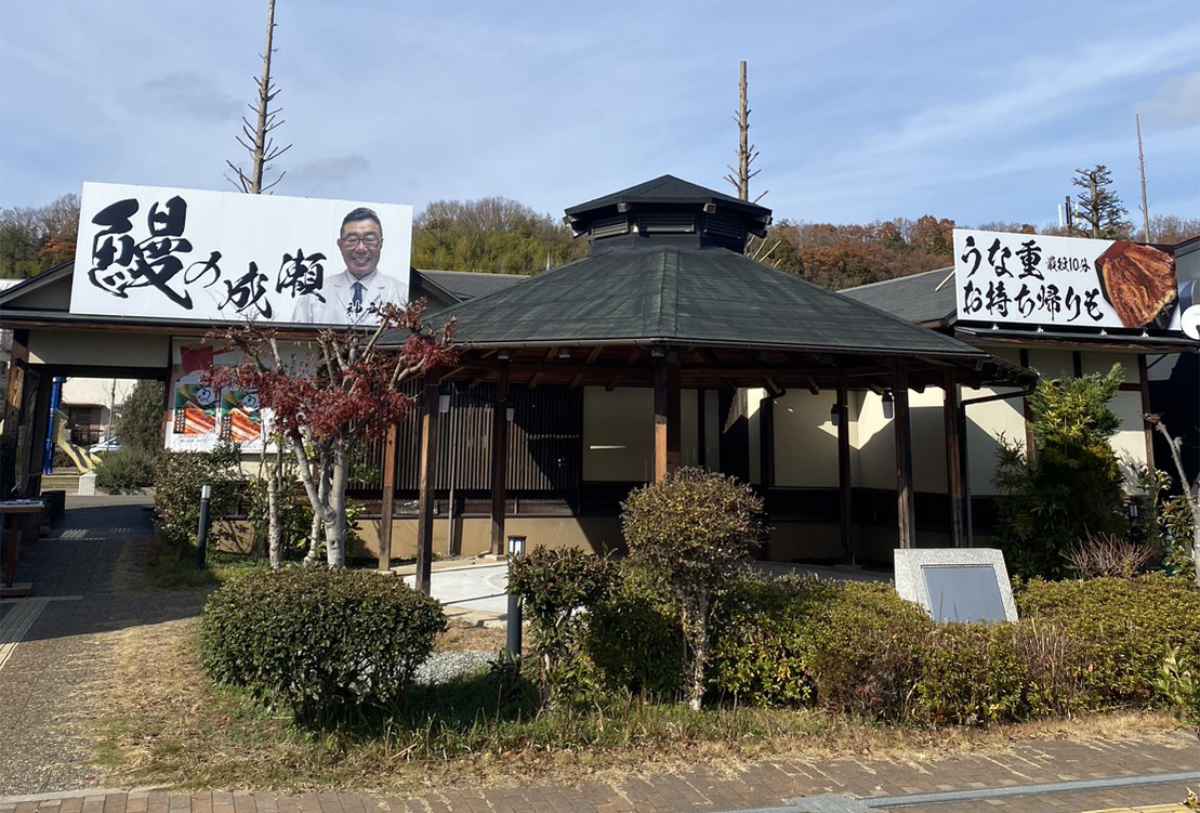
[290,207,409,324]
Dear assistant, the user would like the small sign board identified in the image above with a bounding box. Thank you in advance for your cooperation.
[893,548,1017,623]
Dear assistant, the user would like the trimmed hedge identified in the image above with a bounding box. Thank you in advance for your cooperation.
[201,568,446,723]
[518,557,1200,727]
[1016,574,1200,706]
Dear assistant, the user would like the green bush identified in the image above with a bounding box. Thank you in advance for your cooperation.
[1161,496,1197,581]
[586,563,686,699]
[804,581,932,720]
[508,548,620,707]
[153,443,245,548]
[995,364,1128,579]
[1017,575,1200,706]
[709,575,839,707]
[911,621,1081,726]
[201,567,446,724]
[95,448,158,493]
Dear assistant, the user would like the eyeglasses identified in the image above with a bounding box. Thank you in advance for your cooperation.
[340,234,381,248]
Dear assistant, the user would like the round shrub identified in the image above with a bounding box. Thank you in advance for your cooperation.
[622,467,767,709]
[201,567,446,723]
[1016,574,1200,707]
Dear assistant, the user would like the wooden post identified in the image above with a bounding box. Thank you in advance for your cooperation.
[943,371,964,547]
[654,357,669,482]
[697,387,706,469]
[489,365,510,556]
[836,374,853,562]
[377,421,399,571]
[414,374,439,595]
[893,366,915,549]
[0,334,27,497]
[759,394,775,487]
[1020,349,1037,464]
[667,363,682,472]
[1138,354,1155,467]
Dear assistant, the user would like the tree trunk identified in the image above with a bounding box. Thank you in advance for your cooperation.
[681,593,709,712]
[266,451,282,570]
[324,439,349,568]
[305,454,329,566]
[1150,419,1200,588]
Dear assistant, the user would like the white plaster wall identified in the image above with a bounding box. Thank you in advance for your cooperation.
[747,387,764,484]
[773,389,839,487]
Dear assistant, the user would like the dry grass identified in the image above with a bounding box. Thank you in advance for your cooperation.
[91,611,1190,795]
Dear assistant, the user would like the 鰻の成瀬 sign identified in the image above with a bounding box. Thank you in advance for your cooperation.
[71,182,413,326]
[953,229,1191,335]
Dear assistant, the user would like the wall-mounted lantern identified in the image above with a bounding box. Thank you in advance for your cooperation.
[882,390,895,420]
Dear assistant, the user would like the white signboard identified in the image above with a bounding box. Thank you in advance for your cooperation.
[953,229,1198,338]
[72,182,412,326]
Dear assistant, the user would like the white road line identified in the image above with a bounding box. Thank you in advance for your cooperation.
[0,598,49,672]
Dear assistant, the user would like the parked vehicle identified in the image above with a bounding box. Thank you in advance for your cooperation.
[88,437,122,455]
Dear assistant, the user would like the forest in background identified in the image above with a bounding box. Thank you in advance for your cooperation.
[4,190,1199,292]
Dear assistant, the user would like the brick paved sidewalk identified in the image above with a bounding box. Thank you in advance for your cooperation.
[2,733,1197,813]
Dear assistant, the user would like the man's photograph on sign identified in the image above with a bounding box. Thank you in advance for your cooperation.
[953,228,1199,339]
[70,182,413,327]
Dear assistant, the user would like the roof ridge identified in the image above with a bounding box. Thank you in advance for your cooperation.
[417,268,529,279]
[839,266,951,292]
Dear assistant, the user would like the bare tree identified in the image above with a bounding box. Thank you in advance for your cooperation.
[222,0,294,569]
[225,0,293,194]
[1146,414,1200,588]
[723,60,763,204]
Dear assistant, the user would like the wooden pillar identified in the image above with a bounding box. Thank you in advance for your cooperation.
[653,357,669,481]
[697,387,706,469]
[759,395,775,488]
[1019,349,1037,463]
[0,334,27,497]
[836,375,853,562]
[893,366,915,549]
[377,421,399,571]
[489,365,511,556]
[1138,354,1155,468]
[943,371,965,547]
[414,374,439,595]
[667,363,682,472]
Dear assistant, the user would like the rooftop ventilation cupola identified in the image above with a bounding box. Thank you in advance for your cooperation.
[563,174,772,254]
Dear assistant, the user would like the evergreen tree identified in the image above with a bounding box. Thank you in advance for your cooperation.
[1072,165,1131,239]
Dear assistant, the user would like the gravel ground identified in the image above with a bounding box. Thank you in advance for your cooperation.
[415,650,493,685]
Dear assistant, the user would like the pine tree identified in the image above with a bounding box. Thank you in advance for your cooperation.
[1072,165,1131,239]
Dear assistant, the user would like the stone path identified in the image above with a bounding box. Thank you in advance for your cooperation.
[0,496,202,796]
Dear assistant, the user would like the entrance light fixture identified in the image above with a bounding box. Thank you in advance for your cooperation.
[882,390,895,420]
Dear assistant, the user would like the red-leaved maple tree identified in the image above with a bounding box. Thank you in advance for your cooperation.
[210,301,456,568]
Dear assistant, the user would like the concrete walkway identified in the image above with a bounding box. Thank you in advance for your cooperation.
[0,496,202,796]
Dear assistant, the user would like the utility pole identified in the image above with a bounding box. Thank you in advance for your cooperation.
[1137,113,1152,242]
[724,61,761,203]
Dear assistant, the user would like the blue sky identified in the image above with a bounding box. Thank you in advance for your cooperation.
[3,0,1199,228]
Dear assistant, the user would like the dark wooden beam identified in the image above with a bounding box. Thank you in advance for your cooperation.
[1138,354,1154,468]
[586,346,603,365]
[569,371,584,389]
[668,363,682,472]
[544,347,558,362]
[377,421,399,571]
[806,376,820,395]
[489,365,511,557]
[414,374,440,595]
[943,371,964,547]
[837,374,853,563]
[893,366,915,549]
[529,371,544,390]
[1020,349,1037,464]
[628,347,642,366]
[697,387,707,469]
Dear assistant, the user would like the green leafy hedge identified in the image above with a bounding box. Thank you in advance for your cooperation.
[94,448,158,494]
[201,568,445,723]
[1016,574,1200,706]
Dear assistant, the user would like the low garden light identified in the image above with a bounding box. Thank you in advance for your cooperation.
[506,535,527,658]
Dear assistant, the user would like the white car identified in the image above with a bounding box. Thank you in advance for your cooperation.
[88,437,122,455]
